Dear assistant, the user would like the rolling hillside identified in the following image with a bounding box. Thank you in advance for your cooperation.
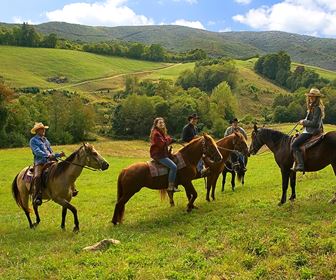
[21,22,336,71]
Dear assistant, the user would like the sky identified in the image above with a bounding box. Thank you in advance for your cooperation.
[1,0,336,38]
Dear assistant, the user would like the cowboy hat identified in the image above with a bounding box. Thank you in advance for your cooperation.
[305,88,323,97]
[188,113,199,121]
[31,122,49,134]
[230,118,239,124]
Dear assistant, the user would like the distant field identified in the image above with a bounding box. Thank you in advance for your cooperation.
[1,124,336,279]
[0,46,169,89]
[292,62,336,81]
[144,62,195,81]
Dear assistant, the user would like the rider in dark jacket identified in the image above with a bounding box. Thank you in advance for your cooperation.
[291,88,324,172]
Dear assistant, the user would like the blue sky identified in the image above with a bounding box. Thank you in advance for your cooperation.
[1,0,336,38]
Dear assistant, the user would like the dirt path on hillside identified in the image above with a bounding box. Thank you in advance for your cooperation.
[56,63,182,90]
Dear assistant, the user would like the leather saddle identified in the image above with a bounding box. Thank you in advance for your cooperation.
[147,153,186,177]
[291,132,324,152]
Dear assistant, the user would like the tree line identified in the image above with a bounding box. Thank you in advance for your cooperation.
[0,23,207,63]
[0,83,95,148]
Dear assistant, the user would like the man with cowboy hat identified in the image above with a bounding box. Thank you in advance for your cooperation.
[181,113,209,176]
[182,113,199,143]
[291,87,325,172]
[29,122,77,205]
[224,118,247,140]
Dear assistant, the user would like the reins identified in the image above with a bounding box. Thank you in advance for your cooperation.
[57,158,101,172]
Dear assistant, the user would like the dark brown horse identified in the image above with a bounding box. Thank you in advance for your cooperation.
[221,153,248,192]
[111,134,223,225]
[205,132,249,201]
[12,144,109,231]
[249,124,336,205]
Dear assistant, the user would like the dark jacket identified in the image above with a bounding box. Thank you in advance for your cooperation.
[302,106,323,134]
[182,123,198,143]
[150,128,172,160]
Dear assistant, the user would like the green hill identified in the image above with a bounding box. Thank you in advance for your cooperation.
[22,22,336,71]
[0,45,169,90]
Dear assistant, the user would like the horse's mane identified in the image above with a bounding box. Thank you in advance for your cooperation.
[178,136,202,154]
[260,128,290,144]
[52,147,82,178]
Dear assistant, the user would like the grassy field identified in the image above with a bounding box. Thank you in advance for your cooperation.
[291,62,336,81]
[0,46,169,89]
[1,125,336,279]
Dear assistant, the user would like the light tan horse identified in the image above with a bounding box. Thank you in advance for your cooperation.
[12,143,109,232]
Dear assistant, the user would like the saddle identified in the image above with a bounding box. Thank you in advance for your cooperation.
[290,132,324,154]
[147,153,186,177]
[23,161,56,187]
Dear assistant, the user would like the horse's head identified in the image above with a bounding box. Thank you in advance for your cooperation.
[202,133,223,163]
[249,124,264,155]
[232,132,249,157]
[79,143,109,170]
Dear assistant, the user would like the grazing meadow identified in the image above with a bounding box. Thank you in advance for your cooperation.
[1,125,336,279]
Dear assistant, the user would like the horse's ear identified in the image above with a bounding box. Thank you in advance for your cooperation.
[253,123,258,132]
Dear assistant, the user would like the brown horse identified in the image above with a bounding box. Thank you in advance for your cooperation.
[111,134,223,225]
[205,132,249,201]
[249,124,336,205]
[12,143,109,231]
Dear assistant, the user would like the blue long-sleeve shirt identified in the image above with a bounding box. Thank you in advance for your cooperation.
[29,135,60,165]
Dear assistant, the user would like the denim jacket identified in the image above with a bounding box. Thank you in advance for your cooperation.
[29,135,60,165]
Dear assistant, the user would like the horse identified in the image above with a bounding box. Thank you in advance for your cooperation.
[12,143,109,232]
[205,132,249,201]
[249,124,336,205]
[111,134,223,225]
[221,153,248,192]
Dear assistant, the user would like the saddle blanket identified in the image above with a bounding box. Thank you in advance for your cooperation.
[147,153,186,177]
[23,167,34,183]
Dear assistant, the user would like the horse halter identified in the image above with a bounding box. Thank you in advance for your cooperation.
[201,136,221,162]
[250,130,264,155]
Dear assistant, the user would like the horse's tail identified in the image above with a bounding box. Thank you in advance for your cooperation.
[12,174,30,212]
[236,172,243,183]
[159,189,167,200]
[117,170,125,222]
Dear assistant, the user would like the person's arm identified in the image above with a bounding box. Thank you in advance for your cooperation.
[182,126,190,142]
[153,133,167,148]
[302,107,322,128]
[240,127,248,140]
[30,138,48,159]
[224,127,230,137]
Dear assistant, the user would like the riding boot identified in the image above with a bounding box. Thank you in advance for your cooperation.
[33,176,43,206]
[291,150,305,172]
[167,182,181,193]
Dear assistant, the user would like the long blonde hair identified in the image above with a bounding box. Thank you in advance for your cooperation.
[150,117,167,139]
[306,96,325,119]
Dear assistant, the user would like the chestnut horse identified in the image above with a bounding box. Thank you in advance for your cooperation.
[205,132,249,201]
[249,124,336,205]
[111,134,222,225]
[12,143,109,231]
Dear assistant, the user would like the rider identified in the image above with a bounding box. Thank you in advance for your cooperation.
[224,118,248,140]
[291,88,324,172]
[224,118,248,170]
[181,113,208,177]
[150,117,180,192]
[29,122,77,206]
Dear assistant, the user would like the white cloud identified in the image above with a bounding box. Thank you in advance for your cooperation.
[171,19,205,29]
[233,0,336,37]
[45,0,154,26]
[234,0,252,5]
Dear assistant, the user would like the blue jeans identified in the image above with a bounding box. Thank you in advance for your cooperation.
[197,160,203,172]
[158,158,177,183]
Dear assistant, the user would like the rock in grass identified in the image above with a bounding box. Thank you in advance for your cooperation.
[83,239,120,251]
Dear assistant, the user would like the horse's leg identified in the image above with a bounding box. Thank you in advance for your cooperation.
[231,171,236,192]
[221,171,227,192]
[279,169,290,205]
[53,198,79,232]
[206,175,213,202]
[32,203,41,227]
[289,171,297,201]
[112,190,136,225]
[211,174,220,201]
[184,182,198,212]
[168,191,175,207]
[20,190,34,228]
[328,163,336,204]
[61,206,67,229]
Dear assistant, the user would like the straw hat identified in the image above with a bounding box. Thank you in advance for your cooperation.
[305,88,323,97]
[31,122,49,134]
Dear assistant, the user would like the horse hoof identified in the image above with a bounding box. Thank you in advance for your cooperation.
[192,205,198,210]
[73,226,79,233]
[61,226,66,231]
[278,201,285,206]
[186,207,192,213]
[170,204,175,207]
[206,198,210,202]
